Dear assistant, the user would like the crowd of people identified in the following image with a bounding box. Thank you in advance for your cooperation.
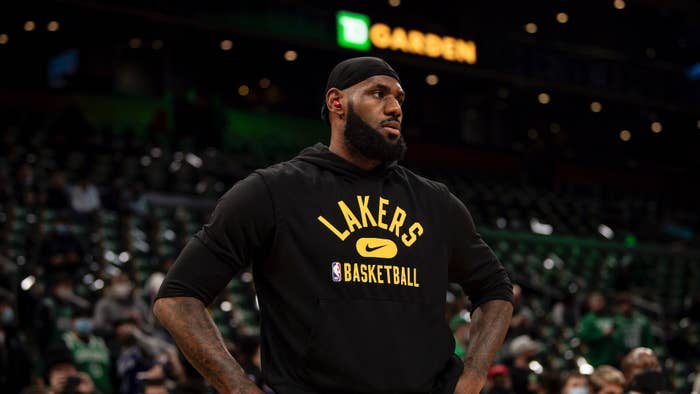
[1,108,699,393]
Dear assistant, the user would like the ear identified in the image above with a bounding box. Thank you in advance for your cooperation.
[326,88,345,120]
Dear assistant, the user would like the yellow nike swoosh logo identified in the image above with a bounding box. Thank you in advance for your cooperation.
[356,238,397,259]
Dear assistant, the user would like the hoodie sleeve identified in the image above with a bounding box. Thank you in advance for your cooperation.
[156,172,274,306]
[445,190,513,312]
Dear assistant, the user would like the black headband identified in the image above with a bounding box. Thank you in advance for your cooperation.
[321,56,401,124]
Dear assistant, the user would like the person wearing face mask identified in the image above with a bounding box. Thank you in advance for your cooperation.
[560,371,589,394]
[506,335,541,394]
[94,272,153,339]
[35,274,89,350]
[0,288,34,393]
[62,308,113,394]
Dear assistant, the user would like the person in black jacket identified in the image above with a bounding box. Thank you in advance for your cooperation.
[153,56,514,394]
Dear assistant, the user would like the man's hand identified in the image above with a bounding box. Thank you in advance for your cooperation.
[153,297,264,394]
[454,300,513,394]
[453,369,486,394]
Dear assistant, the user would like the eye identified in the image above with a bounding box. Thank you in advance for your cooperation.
[372,90,384,99]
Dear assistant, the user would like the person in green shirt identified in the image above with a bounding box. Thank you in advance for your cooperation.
[63,308,113,394]
[613,295,653,355]
[577,292,621,367]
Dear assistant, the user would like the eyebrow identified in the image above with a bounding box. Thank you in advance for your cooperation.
[369,83,405,100]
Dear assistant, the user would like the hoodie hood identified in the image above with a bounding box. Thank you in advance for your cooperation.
[295,143,398,179]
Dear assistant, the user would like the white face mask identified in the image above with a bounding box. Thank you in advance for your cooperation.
[568,388,589,394]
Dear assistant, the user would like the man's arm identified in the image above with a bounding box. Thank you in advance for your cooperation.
[153,297,263,394]
[453,299,513,394]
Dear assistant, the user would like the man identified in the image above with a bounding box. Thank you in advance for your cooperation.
[154,56,514,394]
[62,308,113,394]
[589,365,624,394]
[613,295,653,354]
[42,344,97,394]
[560,371,589,394]
[577,292,619,367]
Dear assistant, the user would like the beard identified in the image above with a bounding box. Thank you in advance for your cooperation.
[344,103,407,163]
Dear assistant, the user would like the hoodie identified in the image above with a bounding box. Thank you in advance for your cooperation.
[157,143,513,394]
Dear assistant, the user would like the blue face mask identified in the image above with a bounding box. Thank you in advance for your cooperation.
[1,308,14,325]
[74,318,93,335]
[568,388,588,394]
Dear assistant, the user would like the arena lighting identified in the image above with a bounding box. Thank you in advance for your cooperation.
[543,258,555,270]
[598,224,614,239]
[92,279,105,290]
[530,218,553,235]
[556,12,569,24]
[576,356,594,375]
[0,34,7,44]
[259,78,271,88]
[185,153,203,168]
[238,85,250,96]
[47,21,59,32]
[425,74,439,85]
[388,0,401,7]
[537,93,550,104]
[118,251,131,263]
[129,38,142,48]
[220,301,233,312]
[590,101,602,112]
[620,129,631,141]
[24,20,36,31]
[525,23,538,34]
[284,50,298,61]
[529,361,544,375]
[697,120,700,129]
[614,0,626,9]
[220,39,233,51]
[651,121,662,133]
[337,10,477,64]
[21,275,36,291]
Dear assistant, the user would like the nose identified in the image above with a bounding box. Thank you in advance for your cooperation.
[384,96,402,119]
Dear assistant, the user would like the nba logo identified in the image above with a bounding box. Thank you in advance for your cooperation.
[331,262,342,282]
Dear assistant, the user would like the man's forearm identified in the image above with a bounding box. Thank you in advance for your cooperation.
[153,297,262,394]
[460,300,513,389]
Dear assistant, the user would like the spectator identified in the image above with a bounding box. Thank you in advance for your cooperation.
[508,284,536,339]
[37,215,85,280]
[577,292,620,367]
[41,343,97,394]
[507,335,541,394]
[589,365,624,394]
[14,163,40,206]
[485,364,516,394]
[621,347,671,394]
[69,176,101,215]
[231,335,273,393]
[449,312,470,360]
[613,295,653,354]
[34,274,89,350]
[141,378,169,394]
[62,308,113,394]
[43,171,71,212]
[560,371,589,394]
[0,288,34,393]
[94,272,153,339]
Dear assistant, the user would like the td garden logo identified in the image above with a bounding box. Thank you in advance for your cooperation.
[336,10,477,64]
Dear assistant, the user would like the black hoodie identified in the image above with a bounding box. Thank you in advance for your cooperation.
[157,143,513,394]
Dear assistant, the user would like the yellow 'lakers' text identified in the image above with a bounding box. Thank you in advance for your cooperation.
[318,195,424,247]
[338,262,420,288]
